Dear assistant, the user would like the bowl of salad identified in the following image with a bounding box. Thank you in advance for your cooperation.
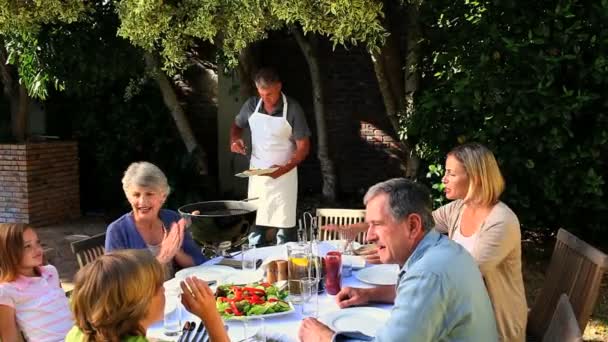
[215,282,294,319]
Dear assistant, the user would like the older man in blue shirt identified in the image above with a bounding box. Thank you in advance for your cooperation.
[298,178,498,342]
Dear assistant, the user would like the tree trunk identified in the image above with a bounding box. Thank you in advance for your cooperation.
[292,28,337,202]
[144,52,209,175]
[371,39,419,179]
[369,2,421,179]
[237,46,258,98]
[402,4,422,178]
[371,49,399,133]
[12,85,29,141]
[0,43,29,142]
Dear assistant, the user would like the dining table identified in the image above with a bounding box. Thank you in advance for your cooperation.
[147,242,396,342]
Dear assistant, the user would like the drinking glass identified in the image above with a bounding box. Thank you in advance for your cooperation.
[342,258,352,278]
[324,251,342,295]
[287,243,311,303]
[300,277,319,317]
[338,230,355,255]
[242,244,257,271]
[230,317,266,342]
[163,285,182,336]
[310,256,325,294]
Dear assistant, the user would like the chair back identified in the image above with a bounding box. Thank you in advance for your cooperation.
[528,228,608,338]
[70,232,106,269]
[542,294,583,342]
[42,247,56,266]
[316,208,367,244]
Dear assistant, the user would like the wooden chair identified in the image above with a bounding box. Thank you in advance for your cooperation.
[70,232,106,269]
[527,228,608,339]
[42,247,56,266]
[316,208,367,244]
[542,294,583,342]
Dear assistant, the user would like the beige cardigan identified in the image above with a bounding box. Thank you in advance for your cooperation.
[433,200,527,342]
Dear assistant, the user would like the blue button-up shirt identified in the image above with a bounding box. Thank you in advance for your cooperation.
[335,230,498,342]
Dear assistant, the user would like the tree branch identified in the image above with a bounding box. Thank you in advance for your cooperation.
[0,42,14,99]
[144,52,209,175]
[292,27,337,201]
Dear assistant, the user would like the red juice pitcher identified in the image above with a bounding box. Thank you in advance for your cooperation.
[324,251,342,295]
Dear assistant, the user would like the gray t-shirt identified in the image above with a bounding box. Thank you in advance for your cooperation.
[235,95,311,140]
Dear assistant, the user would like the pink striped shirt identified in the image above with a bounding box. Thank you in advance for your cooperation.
[0,265,72,342]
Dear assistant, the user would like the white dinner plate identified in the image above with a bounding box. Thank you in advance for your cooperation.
[175,264,235,282]
[319,307,390,337]
[235,167,278,178]
[324,240,362,252]
[355,264,399,285]
[221,270,264,285]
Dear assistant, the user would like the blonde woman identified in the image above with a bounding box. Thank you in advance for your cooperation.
[66,249,228,342]
[105,162,205,279]
[323,143,527,342]
[432,143,527,342]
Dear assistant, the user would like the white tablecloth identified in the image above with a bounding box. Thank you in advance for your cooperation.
[147,244,393,342]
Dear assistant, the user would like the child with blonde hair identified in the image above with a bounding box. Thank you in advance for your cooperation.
[66,249,228,342]
[0,223,72,341]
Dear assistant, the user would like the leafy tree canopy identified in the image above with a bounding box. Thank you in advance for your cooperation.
[116,0,387,71]
[0,0,89,99]
[0,0,86,33]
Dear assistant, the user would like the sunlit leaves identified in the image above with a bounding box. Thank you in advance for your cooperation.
[268,0,386,51]
[116,0,387,72]
[0,0,88,99]
[117,0,273,72]
[0,0,86,34]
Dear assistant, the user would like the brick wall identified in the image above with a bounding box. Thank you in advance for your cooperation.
[0,142,80,226]
[320,44,406,195]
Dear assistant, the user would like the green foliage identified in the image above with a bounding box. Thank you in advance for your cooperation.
[116,0,387,72]
[0,0,88,99]
[4,32,64,99]
[425,164,446,208]
[41,2,216,213]
[0,0,85,33]
[116,0,275,71]
[412,0,608,232]
[268,0,386,51]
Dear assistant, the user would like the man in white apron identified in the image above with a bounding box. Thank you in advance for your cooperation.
[230,67,311,246]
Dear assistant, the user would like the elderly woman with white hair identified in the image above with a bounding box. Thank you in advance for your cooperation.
[105,162,205,278]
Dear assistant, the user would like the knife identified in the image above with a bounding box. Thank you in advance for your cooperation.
[176,322,189,342]
[183,321,195,342]
[191,321,205,342]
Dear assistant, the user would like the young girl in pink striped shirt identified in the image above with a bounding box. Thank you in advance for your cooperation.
[0,223,72,342]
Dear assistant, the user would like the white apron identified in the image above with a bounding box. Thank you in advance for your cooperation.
[247,93,297,228]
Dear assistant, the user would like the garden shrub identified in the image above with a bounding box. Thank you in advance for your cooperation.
[413,0,608,234]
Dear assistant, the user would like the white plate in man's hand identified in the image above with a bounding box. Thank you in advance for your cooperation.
[319,307,390,337]
[235,167,278,178]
